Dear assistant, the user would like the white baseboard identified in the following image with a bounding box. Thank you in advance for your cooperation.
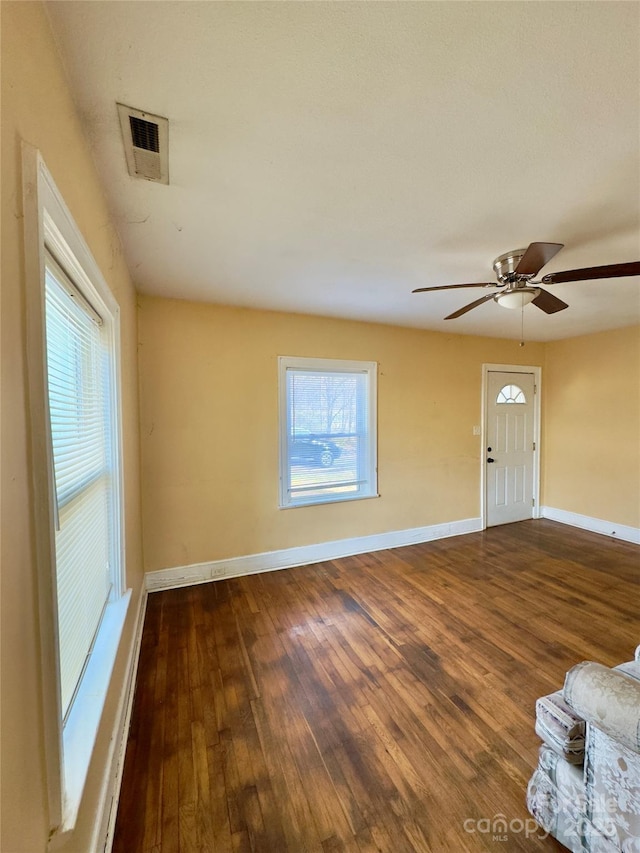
[541,506,640,545]
[145,516,484,592]
[96,586,148,853]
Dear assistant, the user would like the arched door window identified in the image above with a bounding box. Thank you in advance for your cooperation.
[496,383,526,404]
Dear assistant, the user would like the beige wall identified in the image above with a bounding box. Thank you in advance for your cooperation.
[544,325,640,529]
[138,295,546,571]
[139,298,640,573]
[1,3,144,851]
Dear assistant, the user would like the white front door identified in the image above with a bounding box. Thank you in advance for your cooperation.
[486,370,536,527]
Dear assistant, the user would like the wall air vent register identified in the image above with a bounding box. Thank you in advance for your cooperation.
[117,103,169,184]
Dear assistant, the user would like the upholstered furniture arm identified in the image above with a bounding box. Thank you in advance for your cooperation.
[535,691,585,764]
[563,661,640,753]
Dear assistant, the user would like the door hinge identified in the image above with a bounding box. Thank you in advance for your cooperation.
[532,497,536,506]
[532,441,536,451]
[534,384,537,394]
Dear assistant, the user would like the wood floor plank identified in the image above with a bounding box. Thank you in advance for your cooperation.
[114,520,637,852]
[161,698,180,846]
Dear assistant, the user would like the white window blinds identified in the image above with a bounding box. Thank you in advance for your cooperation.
[45,255,113,719]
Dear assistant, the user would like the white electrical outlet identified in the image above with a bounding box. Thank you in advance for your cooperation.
[473,425,481,436]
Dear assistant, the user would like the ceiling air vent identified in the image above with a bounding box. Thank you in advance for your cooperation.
[117,103,169,184]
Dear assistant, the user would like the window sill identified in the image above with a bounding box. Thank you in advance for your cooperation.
[280,492,380,510]
[60,590,131,831]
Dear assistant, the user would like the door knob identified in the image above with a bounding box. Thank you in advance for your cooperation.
[487,457,495,463]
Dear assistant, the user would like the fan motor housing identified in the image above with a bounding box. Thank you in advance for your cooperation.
[493,249,531,283]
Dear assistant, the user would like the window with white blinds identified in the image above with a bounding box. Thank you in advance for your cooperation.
[278,357,378,508]
[45,253,114,719]
[25,150,129,832]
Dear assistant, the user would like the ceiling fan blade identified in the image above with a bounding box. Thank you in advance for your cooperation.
[531,288,569,314]
[445,294,495,319]
[541,261,640,285]
[412,282,496,293]
[515,242,564,277]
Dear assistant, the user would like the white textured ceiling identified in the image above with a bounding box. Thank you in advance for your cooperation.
[46,1,640,341]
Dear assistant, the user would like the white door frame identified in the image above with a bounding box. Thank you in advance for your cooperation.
[481,363,542,529]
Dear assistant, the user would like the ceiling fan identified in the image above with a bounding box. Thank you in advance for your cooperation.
[412,242,640,319]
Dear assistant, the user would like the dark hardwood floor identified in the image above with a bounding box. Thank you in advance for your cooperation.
[113,520,639,853]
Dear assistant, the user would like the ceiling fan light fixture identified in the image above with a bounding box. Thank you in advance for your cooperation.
[496,288,540,310]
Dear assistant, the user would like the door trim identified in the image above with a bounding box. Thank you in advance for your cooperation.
[481,363,542,529]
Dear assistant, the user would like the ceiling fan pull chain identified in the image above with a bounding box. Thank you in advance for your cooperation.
[519,304,525,347]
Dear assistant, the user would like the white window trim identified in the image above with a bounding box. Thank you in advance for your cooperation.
[278,355,378,509]
[22,143,130,837]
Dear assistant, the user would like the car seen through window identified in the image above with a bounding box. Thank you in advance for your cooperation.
[290,429,342,468]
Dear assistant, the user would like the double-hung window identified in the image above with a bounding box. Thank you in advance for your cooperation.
[279,357,377,508]
[24,149,129,834]
[45,252,115,719]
